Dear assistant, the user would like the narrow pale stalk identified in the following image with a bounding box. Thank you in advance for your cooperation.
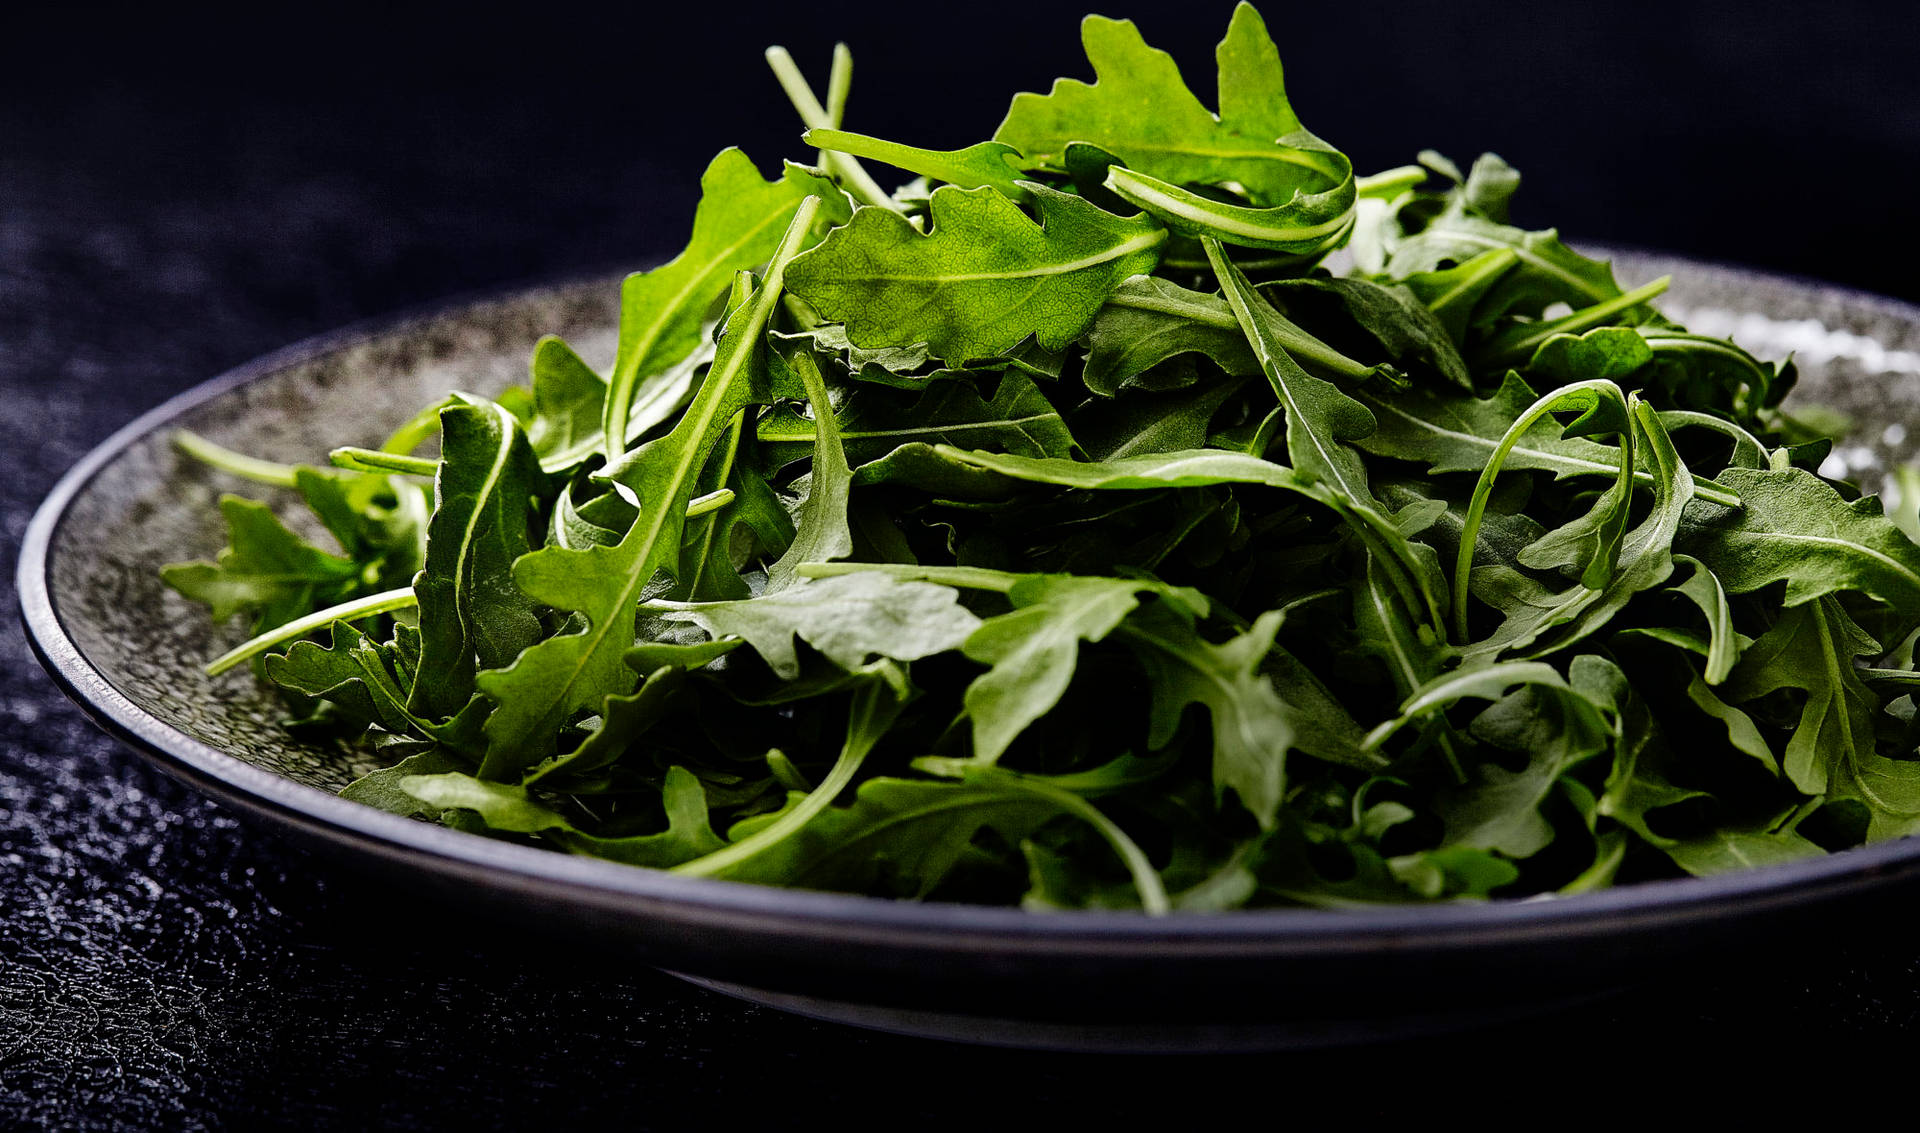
[684,487,735,518]
[1355,165,1427,199]
[1451,380,1629,642]
[209,488,734,676]
[1475,276,1672,368]
[991,775,1171,915]
[174,431,299,488]
[797,560,1021,592]
[206,587,419,676]
[825,43,853,126]
[764,47,897,211]
[330,447,438,476]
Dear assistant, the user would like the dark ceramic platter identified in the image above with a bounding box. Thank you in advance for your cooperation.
[21,252,1920,1050]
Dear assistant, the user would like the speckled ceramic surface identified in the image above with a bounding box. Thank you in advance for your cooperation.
[22,254,1920,1043]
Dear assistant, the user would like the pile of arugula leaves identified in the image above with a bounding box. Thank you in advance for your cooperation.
[165,4,1920,911]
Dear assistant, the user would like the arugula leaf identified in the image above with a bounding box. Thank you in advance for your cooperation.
[1474,277,1670,371]
[1206,238,1376,497]
[802,129,1030,199]
[265,620,425,736]
[1083,275,1372,394]
[757,373,1074,472]
[780,323,933,387]
[1681,467,1920,613]
[1524,326,1654,384]
[1210,238,1448,629]
[1442,681,1610,858]
[1076,378,1242,461]
[1262,645,1378,770]
[1724,598,1884,799]
[1262,276,1471,389]
[785,182,1166,363]
[1662,823,1825,876]
[1120,602,1296,828]
[659,572,980,679]
[472,199,823,780]
[1395,248,1519,345]
[1354,371,1743,510]
[524,665,688,787]
[1682,669,1777,776]
[1668,554,1749,684]
[1081,277,1258,397]
[341,747,470,819]
[929,445,1310,493]
[1468,401,1692,659]
[1363,660,1571,752]
[403,766,728,868]
[762,348,855,593]
[602,150,844,464]
[687,770,1064,896]
[915,756,1171,913]
[1350,551,1454,697]
[407,396,546,719]
[1386,212,1626,318]
[1456,379,1636,614]
[994,5,1349,207]
[163,495,363,631]
[1641,329,1789,418]
[958,574,1207,763]
[678,671,909,880]
[528,334,712,476]
[180,4,1920,910]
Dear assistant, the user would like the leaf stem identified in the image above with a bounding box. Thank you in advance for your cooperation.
[173,431,300,488]
[330,447,439,477]
[1354,165,1427,200]
[825,43,853,126]
[1423,249,1518,323]
[1102,281,1374,381]
[1451,380,1629,642]
[205,586,419,677]
[764,47,898,212]
[685,487,736,518]
[379,397,453,456]
[994,775,1171,915]
[796,560,1021,592]
[1473,276,1671,369]
[674,678,899,878]
[210,485,735,677]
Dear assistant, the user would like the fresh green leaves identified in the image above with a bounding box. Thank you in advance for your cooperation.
[164,460,426,636]
[474,199,823,779]
[1207,238,1375,498]
[785,182,1165,362]
[994,5,1350,208]
[602,150,845,463]
[169,4,1920,912]
[408,396,546,718]
[164,495,366,631]
[1682,468,1920,613]
[657,571,981,679]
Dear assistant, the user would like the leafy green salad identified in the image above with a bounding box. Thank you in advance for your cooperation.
[166,5,1920,911]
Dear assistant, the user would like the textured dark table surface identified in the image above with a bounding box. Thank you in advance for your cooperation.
[7,36,1920,1132]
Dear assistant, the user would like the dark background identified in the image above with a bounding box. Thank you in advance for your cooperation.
[6,1,1920,1125]
[9,0,1919,324]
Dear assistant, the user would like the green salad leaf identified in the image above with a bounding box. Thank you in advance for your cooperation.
[166,5,1920,912]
